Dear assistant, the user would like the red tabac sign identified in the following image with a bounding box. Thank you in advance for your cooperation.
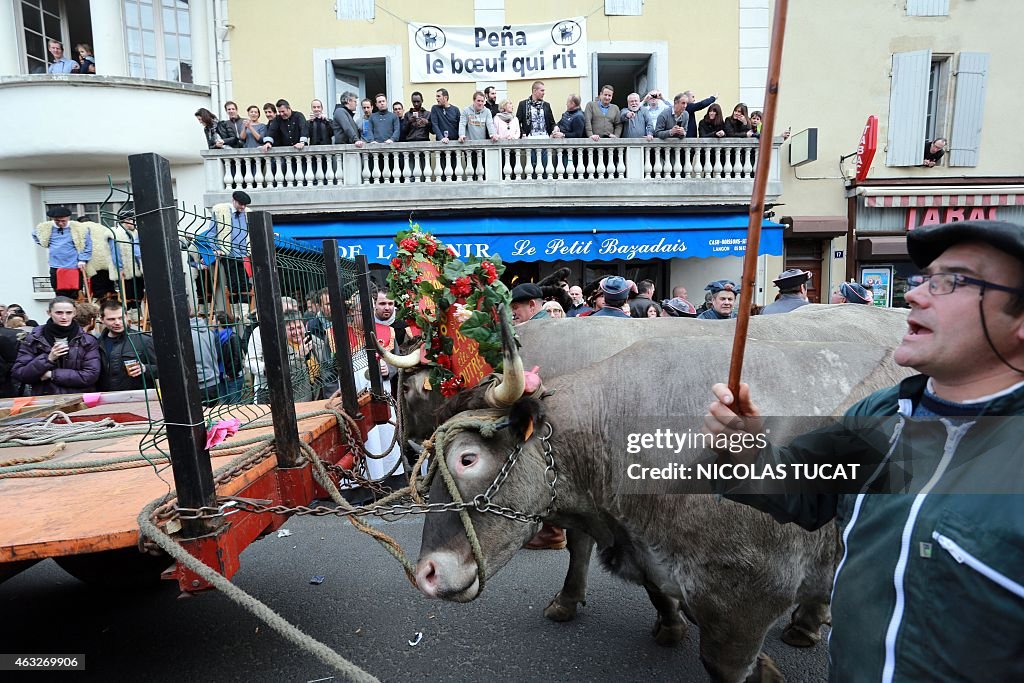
[855,116,878,182]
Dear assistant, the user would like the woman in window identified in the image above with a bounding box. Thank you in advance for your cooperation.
[11,296,100,395]
[698,104,726,138]
[73,43,96,74]
[724,103,753,138]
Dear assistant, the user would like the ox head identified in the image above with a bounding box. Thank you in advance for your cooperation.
[415,308,546,601]
[414,398,551,602]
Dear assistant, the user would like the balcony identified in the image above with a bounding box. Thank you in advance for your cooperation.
[201,138,783,214]
[0,75,210,171]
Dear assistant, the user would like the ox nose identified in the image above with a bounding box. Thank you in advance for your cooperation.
[416,558,441,597]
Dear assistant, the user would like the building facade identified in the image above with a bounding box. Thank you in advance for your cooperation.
[0,0,219,317]
[776,0,1024,305]
[208,0,785,306]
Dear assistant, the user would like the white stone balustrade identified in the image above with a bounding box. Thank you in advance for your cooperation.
[202,138,782,213]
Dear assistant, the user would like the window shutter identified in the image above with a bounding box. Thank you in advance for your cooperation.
[948,52,989,167]
[886,50,931,166]
[906,0,949,17]
[40,185,124,205]
[337,0,374,20]
[605,0,643,16]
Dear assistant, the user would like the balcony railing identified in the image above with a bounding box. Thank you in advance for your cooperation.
[202,138,782,213]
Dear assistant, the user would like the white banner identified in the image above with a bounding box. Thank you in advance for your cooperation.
[409,17,587,83]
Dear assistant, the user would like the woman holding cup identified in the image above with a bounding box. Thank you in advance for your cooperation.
[11,296,100,395]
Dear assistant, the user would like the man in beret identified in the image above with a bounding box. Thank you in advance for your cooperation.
[831,282,872,305]
[590,276,634,318]
[509,283,549,325]
[696,280,738,320]
[33,206,91,298]
[761,268,812,315]
[199,190,252,312]
[706,220,1024,680]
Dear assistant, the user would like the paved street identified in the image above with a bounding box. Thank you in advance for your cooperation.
[0,515,828,682]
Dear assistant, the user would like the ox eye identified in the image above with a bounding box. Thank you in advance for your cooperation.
[460,453,479,468]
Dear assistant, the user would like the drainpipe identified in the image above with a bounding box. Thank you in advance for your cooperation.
[205,0,220,108]
[216,0,232,104]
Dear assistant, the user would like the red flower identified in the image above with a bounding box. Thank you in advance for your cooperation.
[425,240,438,256]
[440,376,465,397]
[400,237,420,253]
[435,353,452,369]
[480,261,498,284]
[390,258,403,270]
[450,276,473,297]
[447,246,457,257]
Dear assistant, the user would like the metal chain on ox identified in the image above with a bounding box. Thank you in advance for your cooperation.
[166,413,558,591]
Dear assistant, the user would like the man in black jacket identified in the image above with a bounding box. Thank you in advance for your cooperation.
[401,91,431,143]
[515,81,555,138]
[261,99,309,151]
[96,300,157,391]
[683,90,717,138]
[307,99,333,145]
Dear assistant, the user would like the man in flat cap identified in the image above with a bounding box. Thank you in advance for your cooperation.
[830,281,872,305]
[696,280,738,320]
[761,268,812,315]
[34,206,92,298]
[199,191,253,312]
[705,220,1024,679]
[590,276,635,318]
[509,283,549,325]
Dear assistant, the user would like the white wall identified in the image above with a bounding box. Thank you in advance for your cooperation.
[1,163,206,321]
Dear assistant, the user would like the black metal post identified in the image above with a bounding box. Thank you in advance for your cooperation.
[355,255,385,397]
[248,211,302,467]
[128,153,217,538]
[323,240,360,417]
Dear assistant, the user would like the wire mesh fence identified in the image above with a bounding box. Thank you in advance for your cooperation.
[90,181,366,461]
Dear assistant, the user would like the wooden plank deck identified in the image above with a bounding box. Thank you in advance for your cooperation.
[0,401,339,564]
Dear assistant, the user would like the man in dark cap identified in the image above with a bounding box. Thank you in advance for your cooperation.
[199,191,252,311]
[761,268,812,315]
[509,283,549,324]
[33,206,92,298]
[830,282,872,305]
[696,280,738,319]
[590,276,634,317]
[705,220,1024,680]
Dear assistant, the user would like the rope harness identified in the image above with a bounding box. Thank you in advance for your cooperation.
[4,404,556,682]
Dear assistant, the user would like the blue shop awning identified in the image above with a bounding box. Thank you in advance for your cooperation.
[274,213,783,265]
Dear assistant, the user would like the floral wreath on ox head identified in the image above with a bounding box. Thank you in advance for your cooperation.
[386,224,509,397]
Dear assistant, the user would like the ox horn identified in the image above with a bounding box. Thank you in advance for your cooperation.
[378,340,424,369]
[485,305,526,407]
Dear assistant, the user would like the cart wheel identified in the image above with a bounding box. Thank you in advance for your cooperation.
[54,549,173,589]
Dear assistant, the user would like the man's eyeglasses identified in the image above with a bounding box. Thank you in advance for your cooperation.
[907,272,1024,296]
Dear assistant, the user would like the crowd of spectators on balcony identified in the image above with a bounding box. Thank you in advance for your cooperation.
[194,81,793,151]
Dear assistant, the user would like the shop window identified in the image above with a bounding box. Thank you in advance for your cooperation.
[19,0,92,75]
[124,0,193,83]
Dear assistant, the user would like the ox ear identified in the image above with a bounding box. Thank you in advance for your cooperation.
[507,397,545,443]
